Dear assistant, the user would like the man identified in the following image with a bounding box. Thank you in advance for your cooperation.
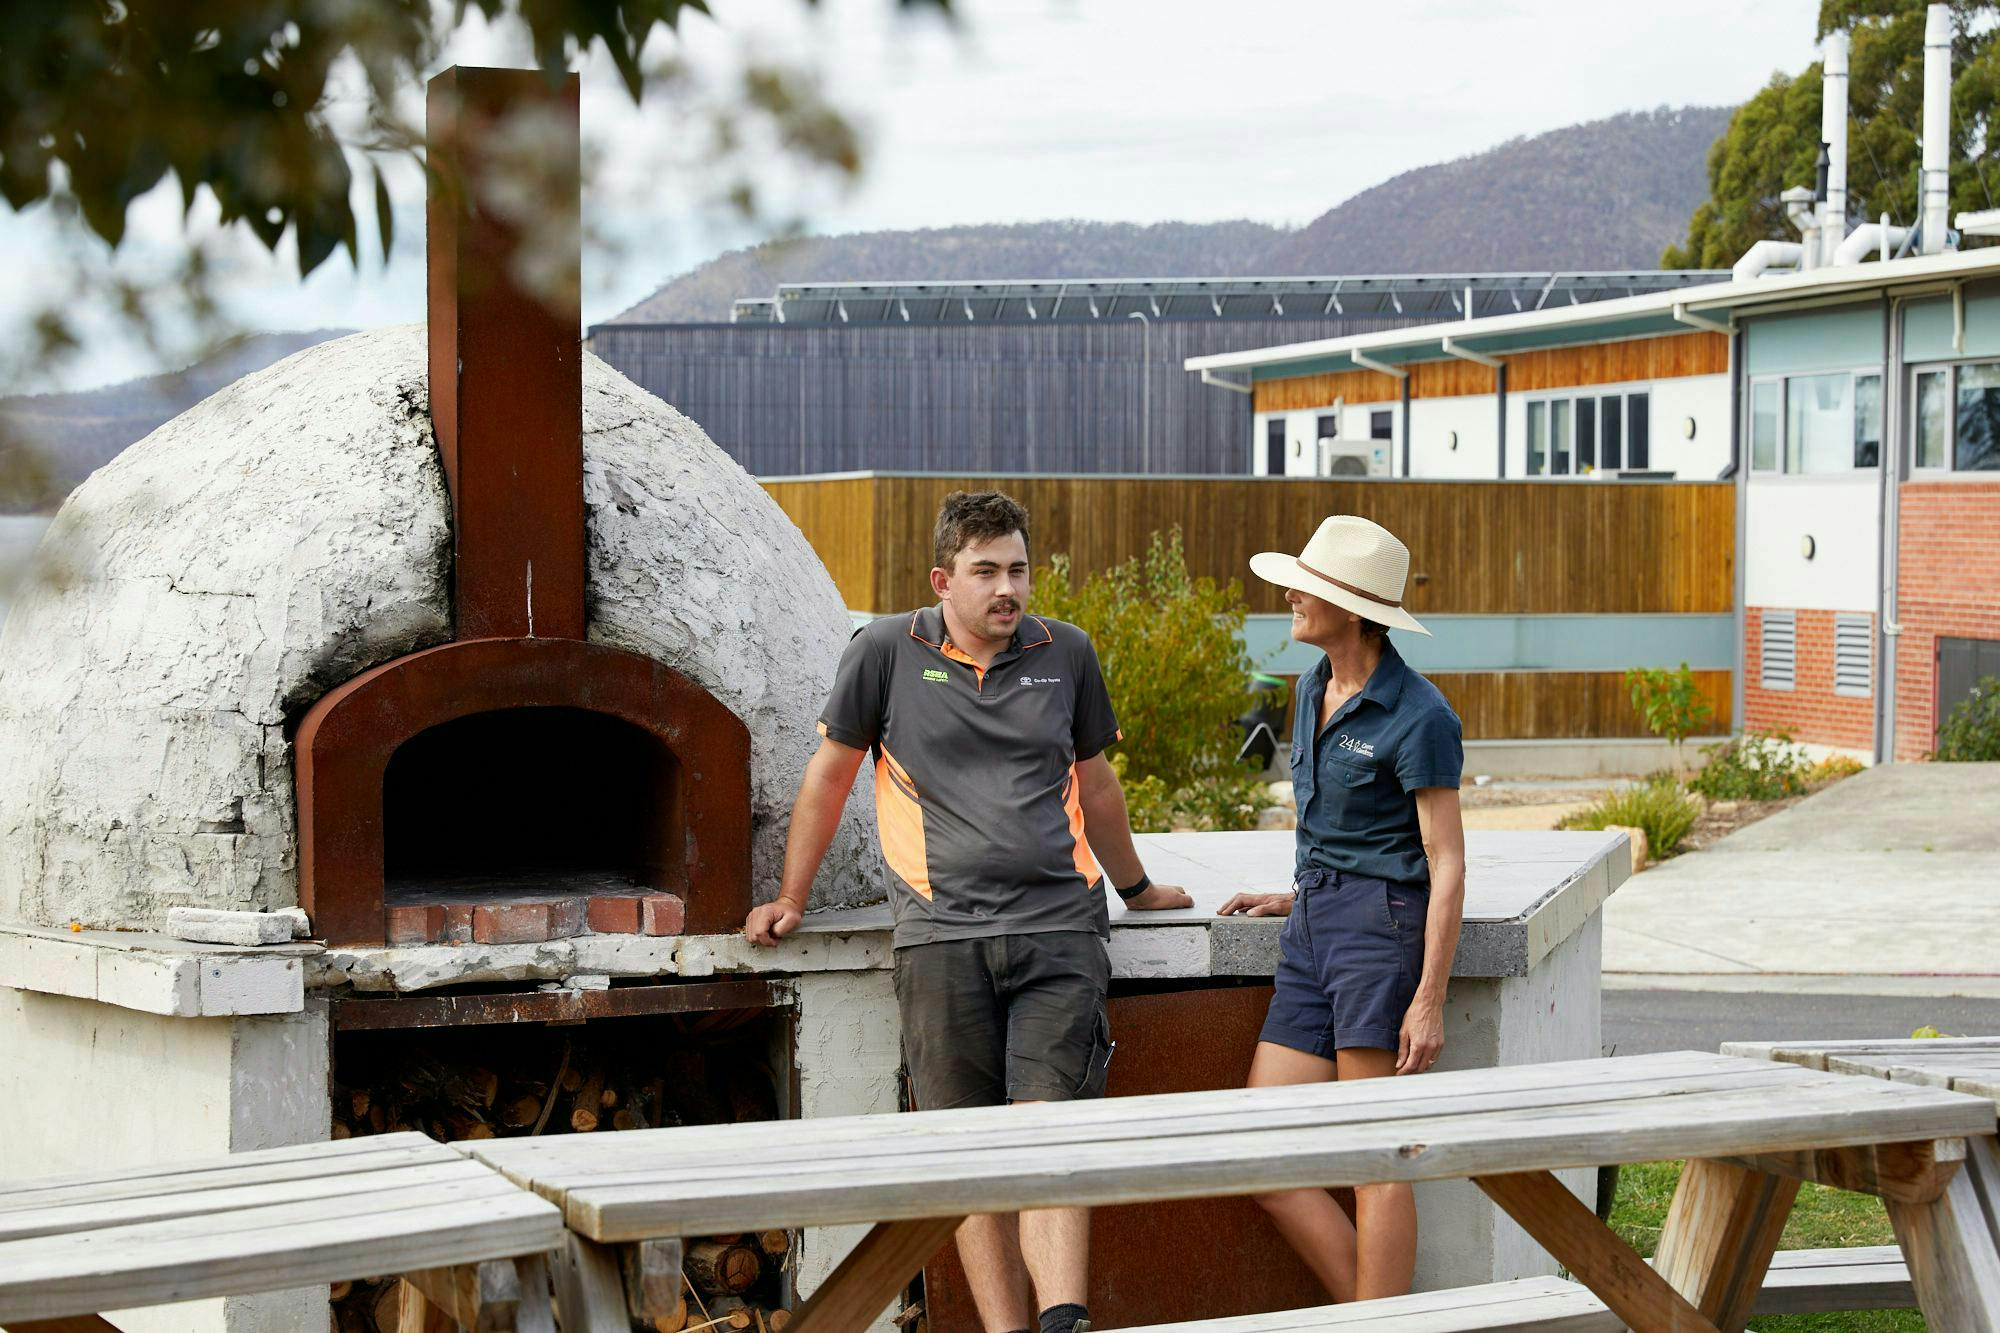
[746,489,1191,1333]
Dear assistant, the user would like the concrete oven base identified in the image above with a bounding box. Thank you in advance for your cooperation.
[0,990,330,1331]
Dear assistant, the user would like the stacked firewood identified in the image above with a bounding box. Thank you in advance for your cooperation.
[330,1020,790,1333]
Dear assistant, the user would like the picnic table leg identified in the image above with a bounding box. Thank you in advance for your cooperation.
[1652,1157,1800,1333]
[1474,1170,1719,1333]
[786,1216,964,1333]
[404,1257,533,1330]
[1885,1135,2000,1331]
[554,1233,637,1332]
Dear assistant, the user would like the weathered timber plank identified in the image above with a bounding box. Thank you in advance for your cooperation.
[555,1078,1993,1240]
[1753,1246,1913,1315]
[0,1157,490,1242]
[1111,1274,1620,1330]
[1716,1138,1964,1203]
[0,1316,124,1332]
[552,1233,629,1333]
[0,1178,561,1324]
[397,1278,460,1333]
[787,1216,961,1333]
[464,1053,1802,1179]
[516,1253,558,1333]
[1653,1158,1798,1331]
[621,1238,685,1321]
[1474,1171,1715,1333]
[0,1133,444,1212]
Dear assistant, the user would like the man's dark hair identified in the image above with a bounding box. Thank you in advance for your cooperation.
[932,490,1031,572]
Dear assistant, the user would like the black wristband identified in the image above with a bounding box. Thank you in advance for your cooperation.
[1114,873,1151,901]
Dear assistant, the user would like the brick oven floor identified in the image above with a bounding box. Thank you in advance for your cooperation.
[382,871,686,944]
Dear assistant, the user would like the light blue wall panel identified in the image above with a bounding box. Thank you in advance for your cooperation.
[1743,305,1884,376]
[1242,613,1737,676]
[1902,288,2000,362]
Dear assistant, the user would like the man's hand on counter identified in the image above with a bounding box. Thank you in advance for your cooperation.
[1216,892,1294,918]
[1123,882,1194,911]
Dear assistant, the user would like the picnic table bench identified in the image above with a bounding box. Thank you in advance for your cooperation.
[0,1132,564,1333]
[458,1049,1994,1333]
[1723,1034,2000,1325]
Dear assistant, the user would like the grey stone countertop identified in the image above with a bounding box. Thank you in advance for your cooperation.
[798,829,1630,980]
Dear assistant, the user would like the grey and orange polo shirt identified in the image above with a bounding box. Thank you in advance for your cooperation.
[818,605,1122,948]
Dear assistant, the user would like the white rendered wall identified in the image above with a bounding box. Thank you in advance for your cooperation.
[1744,475,1881,612]
[1410,914,1601,1291]
[792,971,905,1329]
[1647,375,1732,479]
[0,993,330,1331]
[1407,396,1498,478]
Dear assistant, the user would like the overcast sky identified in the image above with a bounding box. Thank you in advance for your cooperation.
[3,0,1824,393]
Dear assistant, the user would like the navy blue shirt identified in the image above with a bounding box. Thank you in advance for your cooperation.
[1291,639,1463,887]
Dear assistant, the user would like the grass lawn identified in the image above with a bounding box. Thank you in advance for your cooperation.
[1609,1161,1923,1331]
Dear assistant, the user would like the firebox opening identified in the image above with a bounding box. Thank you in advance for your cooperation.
[382,705,682,903]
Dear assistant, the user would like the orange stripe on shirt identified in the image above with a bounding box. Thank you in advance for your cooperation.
[1063,763,1101,887]
[877,745,933,901]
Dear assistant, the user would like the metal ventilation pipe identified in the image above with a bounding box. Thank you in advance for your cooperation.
[1783,185,1821,270]
[1821,32,1850,263]
[1921,3,1953,253]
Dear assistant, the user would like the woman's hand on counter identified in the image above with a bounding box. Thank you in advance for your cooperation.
[1215,891,1294,918]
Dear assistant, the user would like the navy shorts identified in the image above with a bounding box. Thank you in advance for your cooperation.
[1260,868,1428,1057]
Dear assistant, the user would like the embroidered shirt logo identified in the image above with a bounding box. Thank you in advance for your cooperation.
[1019,676,1062,686]
[1337,735,1377,758]
[922,668,950,683]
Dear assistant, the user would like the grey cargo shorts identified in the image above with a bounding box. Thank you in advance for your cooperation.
[894,930,1113,1109]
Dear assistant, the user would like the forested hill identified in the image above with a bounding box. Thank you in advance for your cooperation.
[612,105,1731,323]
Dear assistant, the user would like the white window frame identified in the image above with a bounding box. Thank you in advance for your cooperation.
[1521,381,1657,478]
[1745,366,1883,477]
[1907,358,2000,477]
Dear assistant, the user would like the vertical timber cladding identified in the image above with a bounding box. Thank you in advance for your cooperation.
[1249,330,1731,410]
[762,474,1736,618]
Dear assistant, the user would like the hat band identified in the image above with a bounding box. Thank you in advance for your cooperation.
[1296,557,1404,609]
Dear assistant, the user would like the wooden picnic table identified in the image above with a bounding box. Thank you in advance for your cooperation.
[458,1049,1995,1333]
[0,1131,564,1333]
[1723,1034,2000,1326]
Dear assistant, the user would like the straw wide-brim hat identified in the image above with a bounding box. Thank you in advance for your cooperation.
[1249,515,1430,636]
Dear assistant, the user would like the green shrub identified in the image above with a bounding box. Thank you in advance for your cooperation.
[1806,753,1864,786]
[1935,674,2000,761]
[1033,528,1262,790]
[1559,776,1702,859]
[1687,731,1811,802]
[1117,757,1269,833]
[1624,662,1714,774]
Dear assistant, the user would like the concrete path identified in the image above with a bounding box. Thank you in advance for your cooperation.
[1604,763,2000,992]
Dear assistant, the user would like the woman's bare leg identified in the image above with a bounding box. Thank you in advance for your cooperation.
[1245,1041,1358,1303]
[1336,1047,1417,1299]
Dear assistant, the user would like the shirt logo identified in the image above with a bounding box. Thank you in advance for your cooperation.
[1337,735,1377,758]
[1019,676,1061,686]
[922,668,949,683]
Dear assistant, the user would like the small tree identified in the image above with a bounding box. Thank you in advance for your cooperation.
[1625,662,1714,777]
[1032,528,1256,792]
[1935,675,2000,761]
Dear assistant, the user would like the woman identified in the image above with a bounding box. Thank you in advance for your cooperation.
[1218,514,1466,1303]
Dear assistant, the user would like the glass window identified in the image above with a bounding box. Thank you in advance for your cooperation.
[1600,394,1623,470]
[1628,393,1650,469]
[1370,410,1393,441]
[1751,381,1780,471]
[1956,363,2000,471]
[1916,369,1949,468]
[1316,414,1339,440]
[1787,372,1853,474]
[1265,419,1285,476]
[1527,400,1546,475]
[1551,399,1572,475]
[1854,374,1882,468]
[1575,398,1597,472]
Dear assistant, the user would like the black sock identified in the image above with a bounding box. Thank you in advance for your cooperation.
[1040,1303,1089,1333]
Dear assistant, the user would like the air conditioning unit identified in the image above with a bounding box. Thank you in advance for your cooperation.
[1321,441,1391,478]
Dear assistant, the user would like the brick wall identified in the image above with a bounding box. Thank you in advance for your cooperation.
[1743,606,1876,753]
[1894,482,2000,759]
